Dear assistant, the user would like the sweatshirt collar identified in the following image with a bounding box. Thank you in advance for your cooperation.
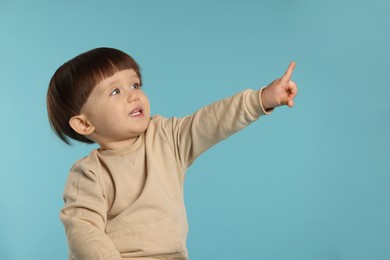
[97,134,143,156]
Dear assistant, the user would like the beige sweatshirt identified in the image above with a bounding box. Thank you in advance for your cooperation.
[60,89,270,259]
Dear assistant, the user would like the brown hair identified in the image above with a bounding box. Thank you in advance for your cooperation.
[47,47,142,144]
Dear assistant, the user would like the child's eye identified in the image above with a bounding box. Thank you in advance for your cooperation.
[131,83,142,90]
[110,89,120,96]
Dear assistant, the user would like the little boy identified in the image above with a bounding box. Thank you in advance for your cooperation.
[47,47,297,260]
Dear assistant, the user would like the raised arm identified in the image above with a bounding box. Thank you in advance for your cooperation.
[161,62,298,168]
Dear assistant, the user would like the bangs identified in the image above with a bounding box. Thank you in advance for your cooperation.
[74,48,142,95]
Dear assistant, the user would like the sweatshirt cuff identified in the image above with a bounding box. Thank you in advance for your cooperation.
[259,87,274,115]
[244,88,273,119]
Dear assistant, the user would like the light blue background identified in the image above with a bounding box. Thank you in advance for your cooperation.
[1,0,389,259]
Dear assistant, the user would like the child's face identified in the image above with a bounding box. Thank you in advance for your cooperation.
[79,69,150,149]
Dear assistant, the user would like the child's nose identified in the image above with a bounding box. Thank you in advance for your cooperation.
[127,91,139,103]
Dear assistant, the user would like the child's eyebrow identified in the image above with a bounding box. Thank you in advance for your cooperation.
[106,79,121,87]
[95,79,120,96]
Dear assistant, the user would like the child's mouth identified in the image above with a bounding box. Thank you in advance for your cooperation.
[129,108,143,117]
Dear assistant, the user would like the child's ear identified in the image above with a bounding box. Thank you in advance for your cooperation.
[69,115,95,136]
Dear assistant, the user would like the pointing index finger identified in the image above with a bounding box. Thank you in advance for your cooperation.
[282,61,296,82]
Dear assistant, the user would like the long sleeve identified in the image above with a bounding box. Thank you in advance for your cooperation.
[60,163,122,260]
[160,88,270,168]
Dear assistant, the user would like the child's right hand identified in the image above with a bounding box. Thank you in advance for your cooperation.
[261,62,298,111]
